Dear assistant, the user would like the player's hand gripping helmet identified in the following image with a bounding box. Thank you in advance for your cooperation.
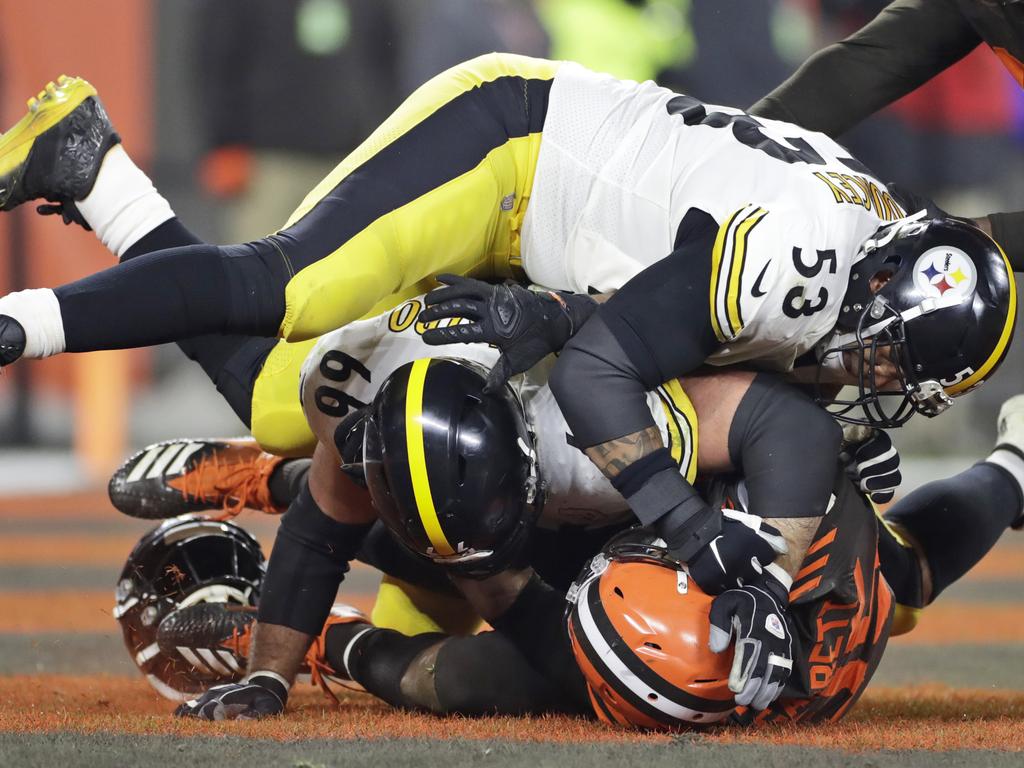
[566,530,736,729]
[817,214,1016,427]
[114,515,264,701]
[362,357,541,578]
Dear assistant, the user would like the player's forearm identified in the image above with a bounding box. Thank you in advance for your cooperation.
[765,517,820,579]
[750,0,979,137]
[247,621,315,688]
[551,318,717,559]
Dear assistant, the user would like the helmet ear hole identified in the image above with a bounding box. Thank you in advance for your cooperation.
[870,269,895,293]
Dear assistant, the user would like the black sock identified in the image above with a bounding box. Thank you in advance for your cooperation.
[107,217,278,427]
[885,462,1021,600]
[55,239,287,351]
[268,459,312,508]
[120,217,203,261]
[325,626,444,709]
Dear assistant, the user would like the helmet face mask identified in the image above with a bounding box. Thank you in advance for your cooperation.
[815,296,950,428]
[816,216,1016,428]
[362,357,542,578]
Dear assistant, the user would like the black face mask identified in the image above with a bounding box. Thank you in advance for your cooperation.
[814,296,952,428]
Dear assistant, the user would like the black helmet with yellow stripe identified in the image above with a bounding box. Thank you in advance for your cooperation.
[363,357,541,577]
[818,215,1016,427]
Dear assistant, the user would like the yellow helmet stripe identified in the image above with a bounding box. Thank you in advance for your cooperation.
[405,358,456,556]
[946,242,1018,396]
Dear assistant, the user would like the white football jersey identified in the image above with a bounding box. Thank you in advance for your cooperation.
[299,295,697,530]
[521,62,906,371]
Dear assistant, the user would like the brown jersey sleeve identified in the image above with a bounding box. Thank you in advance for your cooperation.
[749,0,981,138]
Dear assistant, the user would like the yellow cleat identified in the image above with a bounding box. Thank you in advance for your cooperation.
[0,74,120,211]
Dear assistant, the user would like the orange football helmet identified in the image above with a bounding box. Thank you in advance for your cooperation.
[566,538,736,729]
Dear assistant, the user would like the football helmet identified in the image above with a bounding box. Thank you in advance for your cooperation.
[566,530,736,729]
[113,515,265,701]
[362,357,540,578]
[817,214,1016,427]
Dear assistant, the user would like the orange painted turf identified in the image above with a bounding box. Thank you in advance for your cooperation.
[0,677,1022,751]
[3,492,1024,752]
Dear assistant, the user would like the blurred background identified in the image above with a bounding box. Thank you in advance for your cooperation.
[0,0,1022,492]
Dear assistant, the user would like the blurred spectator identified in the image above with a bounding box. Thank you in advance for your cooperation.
[537,0,693,82]
[195,0,549,242]
[389,0,549,96]
[196,0,399,240]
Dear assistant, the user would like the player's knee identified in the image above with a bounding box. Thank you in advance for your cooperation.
[433,635,551,716]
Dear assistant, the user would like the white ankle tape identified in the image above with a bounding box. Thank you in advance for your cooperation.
[987,447,1024,498]
[0,288,65,358]
[78,145,175,258]
[244,669,291,691]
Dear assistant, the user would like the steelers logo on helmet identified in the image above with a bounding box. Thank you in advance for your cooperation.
[912,246,977,301]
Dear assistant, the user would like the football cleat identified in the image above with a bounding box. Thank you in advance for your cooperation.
[108,438,286,520]
[156,601,256,681]
[165,601,369,703]
[0,315,26,366]
[0,75,120,213]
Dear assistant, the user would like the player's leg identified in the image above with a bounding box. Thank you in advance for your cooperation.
[322,586,587,716]
[0,77,320,449]
[877,396,1024,633]
[0,54,558,365]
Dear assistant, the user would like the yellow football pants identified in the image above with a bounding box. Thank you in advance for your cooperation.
[249,53,560,455]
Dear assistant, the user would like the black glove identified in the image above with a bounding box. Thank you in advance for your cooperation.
[842,426,901,504]
[174,673,287,720]
[680,509,788,595]
[419,274,598,392]
[708,573,794,711]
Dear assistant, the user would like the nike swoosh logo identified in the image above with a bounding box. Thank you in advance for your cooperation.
[751,261,771,298]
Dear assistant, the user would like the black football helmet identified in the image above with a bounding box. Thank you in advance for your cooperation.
[114,515,264,700]
[817,214,1017,427]
[362,357,541,578]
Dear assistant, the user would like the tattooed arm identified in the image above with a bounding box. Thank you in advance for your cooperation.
[584,426,664,479]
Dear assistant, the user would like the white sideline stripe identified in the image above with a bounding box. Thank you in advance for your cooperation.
[125,445,164,483]
[197,647,233,676]
[576,579,731,724]
[134,642,161,665]
[217,649,242,673]
[146,443,186,480]
[165,442,203,476]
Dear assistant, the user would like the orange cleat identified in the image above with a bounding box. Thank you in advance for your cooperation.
[109,437,286,520]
